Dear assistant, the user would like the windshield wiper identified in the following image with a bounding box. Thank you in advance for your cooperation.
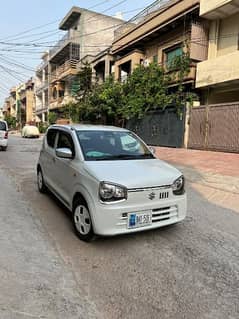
[102,154,153,160]
[87,153,154,161]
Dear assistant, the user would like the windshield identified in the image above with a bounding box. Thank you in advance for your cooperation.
[76,130,154,161]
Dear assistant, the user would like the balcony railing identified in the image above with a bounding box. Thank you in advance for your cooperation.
[35,81,48,94]
[49,29,79,58]
[50,59,78,81]
[36,61,48,73]
[114,0,177,39]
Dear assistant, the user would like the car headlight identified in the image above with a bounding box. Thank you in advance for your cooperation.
[99,182,127,202]
[172,175,185,195]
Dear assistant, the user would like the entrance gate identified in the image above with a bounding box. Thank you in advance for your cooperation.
[126,108,185,147]
[188,102,239,152]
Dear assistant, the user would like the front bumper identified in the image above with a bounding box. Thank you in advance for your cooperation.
[92,190,187,236]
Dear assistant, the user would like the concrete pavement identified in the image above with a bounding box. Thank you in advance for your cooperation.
[155,147,239,194]
[0,168,98,319]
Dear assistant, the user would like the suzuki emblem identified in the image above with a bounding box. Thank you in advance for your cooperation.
[148,192,156,200]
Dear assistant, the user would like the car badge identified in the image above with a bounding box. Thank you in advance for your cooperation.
[148,192,156,200]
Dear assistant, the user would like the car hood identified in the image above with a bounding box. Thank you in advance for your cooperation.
[84,159,182,189]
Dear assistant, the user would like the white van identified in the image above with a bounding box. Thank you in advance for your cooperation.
[0,120,8,151]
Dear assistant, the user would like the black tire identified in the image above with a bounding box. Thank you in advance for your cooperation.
[37,168,47,193]
[72,198,94,242]
[2,146,7,151]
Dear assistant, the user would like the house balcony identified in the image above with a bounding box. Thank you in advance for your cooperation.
[50,59,78,83]
[200,0,239,19]
[49,30,80,63]
[36,62,48,75]
[49,97,64,110]
[112,0,199,54]
[35,81,49,94]
[35,104,48,115]
[196,51,239,88]
[167,64,197,85]
[49,95,74,110]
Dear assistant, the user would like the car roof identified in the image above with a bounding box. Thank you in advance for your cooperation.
[50,124,129,132]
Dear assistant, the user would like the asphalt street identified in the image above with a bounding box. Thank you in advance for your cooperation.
[0,135,238,319]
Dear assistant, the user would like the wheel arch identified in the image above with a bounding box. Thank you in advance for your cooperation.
[72,192,87,208]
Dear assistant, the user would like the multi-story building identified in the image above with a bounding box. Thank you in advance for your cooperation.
[186,0,239,153]
[2,97,12,118]
[35,52,49,123]
[2,87,17,120]
[46,6,124,118]
[15,79,35,127]
[196,0,239,103]
[108,0,208,148]
[92,48,115,83]
[112,0,208,86]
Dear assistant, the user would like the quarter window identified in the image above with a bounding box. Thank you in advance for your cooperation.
[46,129,57,148]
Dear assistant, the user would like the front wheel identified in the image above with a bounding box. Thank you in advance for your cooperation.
[73,199,94,242]
[37,168,47,193]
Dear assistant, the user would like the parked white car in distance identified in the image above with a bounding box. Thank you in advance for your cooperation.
[37,124,186,241]
[0,120,8,151]
[22,125,40,138]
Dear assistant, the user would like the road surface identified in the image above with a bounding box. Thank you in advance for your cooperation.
[0,135,238,319]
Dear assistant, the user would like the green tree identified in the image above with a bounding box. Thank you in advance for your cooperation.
[87,76,125,124]
[61,47,196,125]
[122,63,172,119]
[48,112,57,125]
[4,114,16,129]
[71,62,92,100]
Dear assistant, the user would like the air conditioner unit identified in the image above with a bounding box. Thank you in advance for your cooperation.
[143,59,150,67]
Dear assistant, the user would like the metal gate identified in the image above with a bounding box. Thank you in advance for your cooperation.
[126,108,185,147]
[188,102,239,152]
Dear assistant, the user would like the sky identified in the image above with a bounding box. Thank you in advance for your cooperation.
[0,0,155,106]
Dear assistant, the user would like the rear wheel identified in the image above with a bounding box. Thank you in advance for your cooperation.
[73,198,94,242]
[37,168,47,193]
[2,146,7,151]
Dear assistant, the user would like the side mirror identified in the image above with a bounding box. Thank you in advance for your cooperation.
[56,147,73,159]
[149,146,156,155]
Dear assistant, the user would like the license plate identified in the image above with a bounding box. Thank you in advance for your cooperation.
[128,211,152,229]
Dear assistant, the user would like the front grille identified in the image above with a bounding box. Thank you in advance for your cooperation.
[152,206,178,223]
[159,192,169,199]
[117,205,178,227]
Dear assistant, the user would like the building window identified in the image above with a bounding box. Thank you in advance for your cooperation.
[153,55,158,63]
[165,46,183,67]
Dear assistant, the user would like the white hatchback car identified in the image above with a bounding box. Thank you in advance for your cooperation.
[0,120,8,151]
[37,125,186,241]
[22,125,40,138]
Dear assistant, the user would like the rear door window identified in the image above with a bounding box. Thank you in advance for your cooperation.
[0,121,7,131]
[46,129,57,148]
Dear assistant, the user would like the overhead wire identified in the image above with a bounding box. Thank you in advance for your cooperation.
[0,64,28,82]
[2,0,199,101]
[0,0,115,42]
